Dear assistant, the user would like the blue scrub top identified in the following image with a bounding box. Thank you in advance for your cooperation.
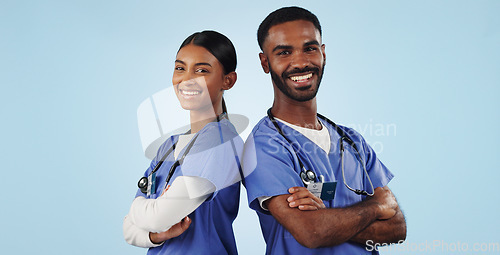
[135,119,243,255]
[242,116,394,255]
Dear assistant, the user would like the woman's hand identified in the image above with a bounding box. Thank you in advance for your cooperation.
[287,187,326,211]
[149,217,192,244]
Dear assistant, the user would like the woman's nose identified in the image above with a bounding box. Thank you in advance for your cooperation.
[180,77,196,86]
[176,71,197,86]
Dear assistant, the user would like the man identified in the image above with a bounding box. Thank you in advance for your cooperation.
[242,6,406,254]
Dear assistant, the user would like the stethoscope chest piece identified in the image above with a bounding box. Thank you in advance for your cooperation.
[138,177,148,194]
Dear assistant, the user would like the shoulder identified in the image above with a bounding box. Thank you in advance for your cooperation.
[321,117,373,157]
[191,119,243,152]
[153,135,177,160]
[251,117,274,136]
[250,117,285,142]
[245,117,290,148]
[319,116,366,144]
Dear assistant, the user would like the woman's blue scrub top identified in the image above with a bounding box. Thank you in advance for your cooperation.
[135,119,244,255]
[243,117,394,255]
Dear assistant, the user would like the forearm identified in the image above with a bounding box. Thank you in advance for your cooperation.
[267,195,381,248]
[350,207,407,244]
[129,194,209,232]
[123,215,163,248]
[128,176,214,232]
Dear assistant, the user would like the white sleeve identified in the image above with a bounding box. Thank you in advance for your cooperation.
[127,176,216,233]
[257,196,272,211]
[123,214,163,248]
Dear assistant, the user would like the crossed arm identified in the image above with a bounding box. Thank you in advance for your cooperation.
[123,176,215,247]
[265,186,406,249]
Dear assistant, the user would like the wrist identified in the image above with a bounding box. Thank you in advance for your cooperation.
[149,232,164,244]
[363,199,383,220]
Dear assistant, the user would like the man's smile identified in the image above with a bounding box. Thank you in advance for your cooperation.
[289,73,313,82]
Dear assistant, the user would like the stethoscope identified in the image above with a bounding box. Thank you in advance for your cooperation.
[138,111,244,194]
[267,108,374,196]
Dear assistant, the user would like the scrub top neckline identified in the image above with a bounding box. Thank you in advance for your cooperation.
[274,117,331,154]
[174,133,197,159]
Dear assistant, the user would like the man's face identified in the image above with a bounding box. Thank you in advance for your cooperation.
[260,20,326,102]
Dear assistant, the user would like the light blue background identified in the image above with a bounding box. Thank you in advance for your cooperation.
[1,0,499,254]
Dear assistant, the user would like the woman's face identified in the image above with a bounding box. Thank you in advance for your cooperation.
[172,43,226,113]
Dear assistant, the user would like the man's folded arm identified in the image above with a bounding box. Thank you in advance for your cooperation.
[350,191,406,244]
[265,186,398,249]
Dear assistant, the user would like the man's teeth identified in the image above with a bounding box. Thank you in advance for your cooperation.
[290,73,313,82]
[181,90,200,96]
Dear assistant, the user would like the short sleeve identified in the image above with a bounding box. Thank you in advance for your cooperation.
[243,132,303,214]
[343,127,394,189]
[361,137,394,189]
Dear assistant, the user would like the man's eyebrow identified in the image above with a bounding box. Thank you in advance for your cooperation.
[304,40,320,47]
[272,45,292,53]
[174,60,212,67]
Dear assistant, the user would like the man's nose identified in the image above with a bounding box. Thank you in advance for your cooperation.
[290,52,309,69]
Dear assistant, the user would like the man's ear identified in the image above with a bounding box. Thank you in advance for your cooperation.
[321,44,326,63]
[222,71,237,90]
[259,53,270,74]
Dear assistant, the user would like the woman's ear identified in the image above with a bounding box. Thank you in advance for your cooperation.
[222,72,237,90]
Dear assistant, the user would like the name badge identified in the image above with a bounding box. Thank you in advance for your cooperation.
[307,181,337,200]
[147,172,157,196]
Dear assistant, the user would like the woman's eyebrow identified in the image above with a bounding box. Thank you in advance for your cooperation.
[174,60,212,67]
[194,62,212,67]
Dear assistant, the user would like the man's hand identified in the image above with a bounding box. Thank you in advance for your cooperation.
[287,187,326,211]
[369,186,398,220]
[351,186,406,244]
[149,216,191,244]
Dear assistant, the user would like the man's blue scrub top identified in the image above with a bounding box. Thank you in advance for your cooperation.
[243,117,394,255]
[135,119,243,255]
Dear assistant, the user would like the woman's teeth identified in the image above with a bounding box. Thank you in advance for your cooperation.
[290,73,313,82]
[181,90,200,96]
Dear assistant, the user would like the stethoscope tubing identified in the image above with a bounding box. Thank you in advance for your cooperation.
[138,112,245,194]
[267,108,374,196]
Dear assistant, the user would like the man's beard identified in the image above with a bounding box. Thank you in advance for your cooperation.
[269,63,325,102]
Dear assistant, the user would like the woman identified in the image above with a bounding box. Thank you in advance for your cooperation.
[123,30,323,255]
[123,30,243,255]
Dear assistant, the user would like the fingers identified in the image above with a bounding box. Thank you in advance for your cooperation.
[289,197,325,210]
[288,187,324,205]
[287,186,325,210]
[163,216,192,240]
[180,216,191,230]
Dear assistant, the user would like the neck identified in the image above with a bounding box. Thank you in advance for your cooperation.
[189,102,223,133]
[271,96,321,130]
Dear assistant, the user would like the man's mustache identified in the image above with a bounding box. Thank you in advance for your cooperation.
[282,67,320,79]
